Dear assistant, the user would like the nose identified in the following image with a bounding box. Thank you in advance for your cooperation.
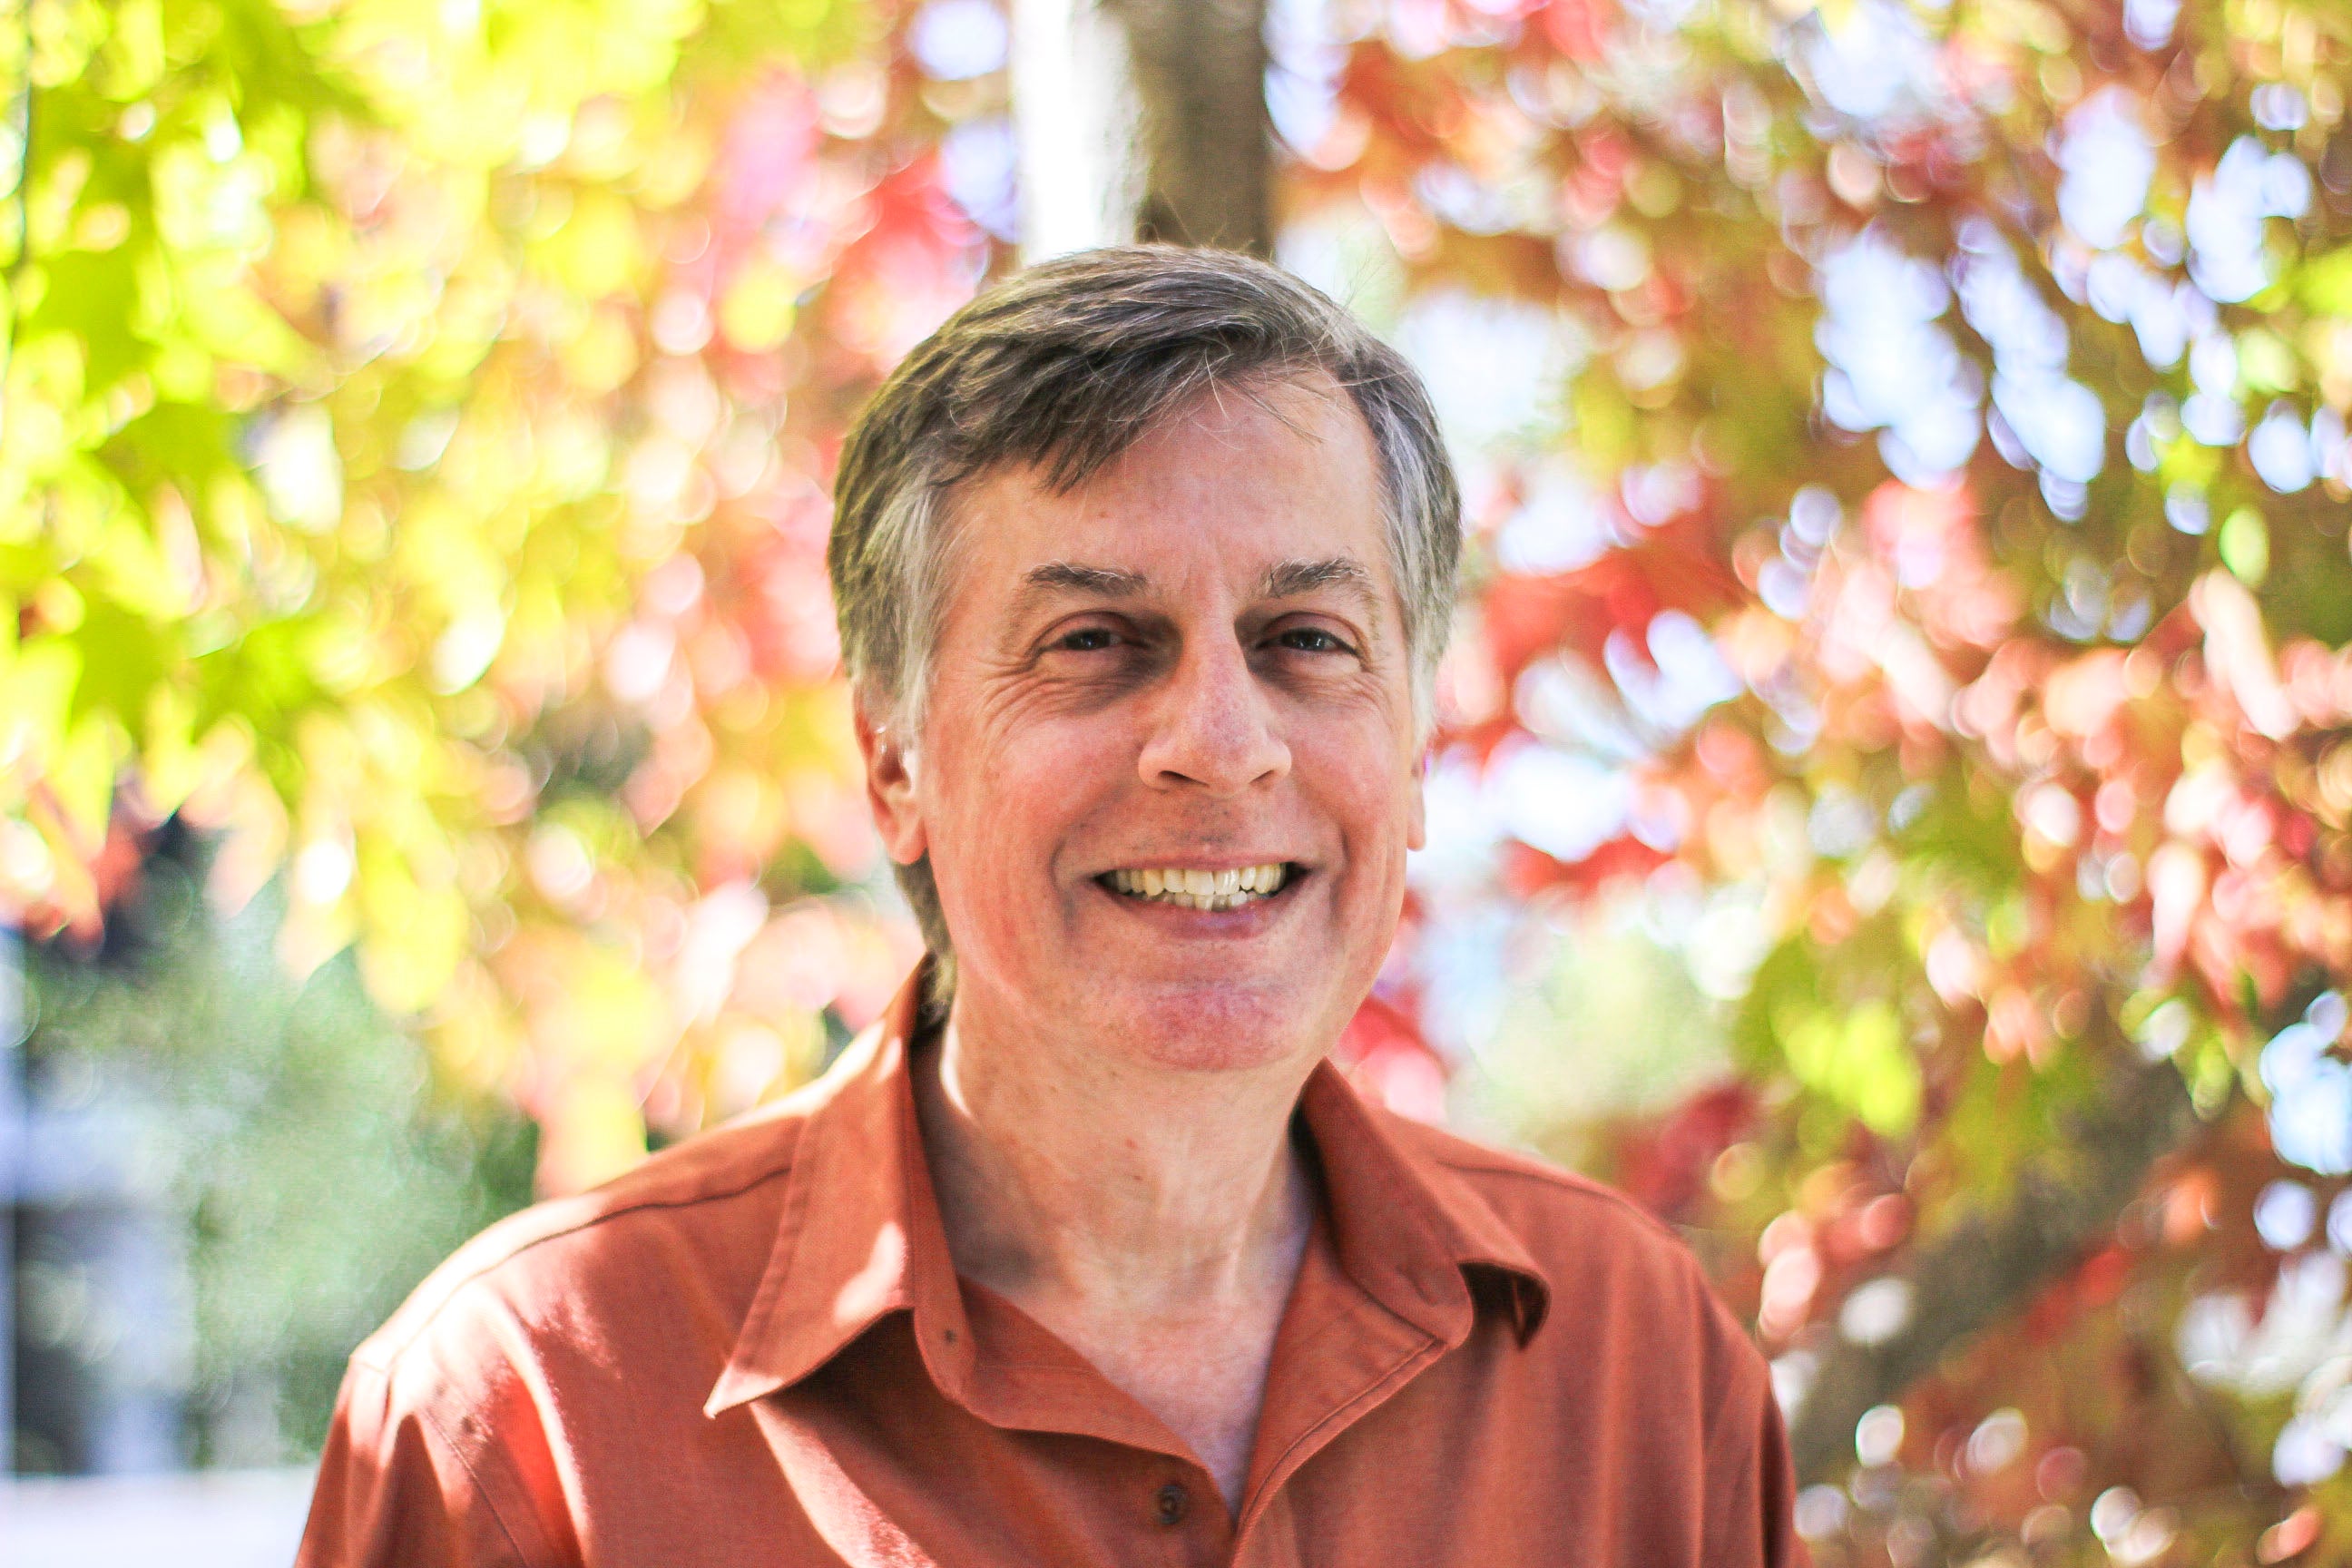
[1136,633,1290,796]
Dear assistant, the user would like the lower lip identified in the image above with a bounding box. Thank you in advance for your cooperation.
[1092,873,1305,929]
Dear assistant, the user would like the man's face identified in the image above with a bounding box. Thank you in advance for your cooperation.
[860,374,1425,1074]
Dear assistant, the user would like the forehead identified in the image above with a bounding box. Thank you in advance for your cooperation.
[945,374,1391,600]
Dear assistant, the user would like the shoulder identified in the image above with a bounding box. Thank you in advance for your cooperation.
[1388,1109,1692,1257]
[1382,1110,1764,1377]
[355,1085,823,1380]
[307,1085,846,1566]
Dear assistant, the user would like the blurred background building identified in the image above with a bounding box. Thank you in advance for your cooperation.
[8,0,2352,1563]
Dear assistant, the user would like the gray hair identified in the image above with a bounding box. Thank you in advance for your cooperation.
[828,244,1463,986]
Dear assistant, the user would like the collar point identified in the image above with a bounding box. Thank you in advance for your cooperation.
[703,1371,769,1418]
[706,1356,798,1417]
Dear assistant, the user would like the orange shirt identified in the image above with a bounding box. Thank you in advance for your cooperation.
[298,972,1799,1567]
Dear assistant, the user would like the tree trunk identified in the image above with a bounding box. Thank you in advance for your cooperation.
[1011,0,1272,260]
[1105,0,1272,254]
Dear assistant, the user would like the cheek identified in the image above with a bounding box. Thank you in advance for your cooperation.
[921,706,1132,879]
[921,798,1063,972]
[1292,721,1419,858]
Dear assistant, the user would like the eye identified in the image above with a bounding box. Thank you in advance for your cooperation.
[1275,626,1349,654]
[1051,626,1119,652]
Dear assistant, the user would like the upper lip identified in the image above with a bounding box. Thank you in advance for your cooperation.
[1093,858,1301,874]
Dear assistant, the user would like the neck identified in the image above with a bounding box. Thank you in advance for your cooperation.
[910,985,1317,1318]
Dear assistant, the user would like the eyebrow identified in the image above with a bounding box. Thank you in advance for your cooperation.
[1259,556,1374,603]
[1020,562,1151,598]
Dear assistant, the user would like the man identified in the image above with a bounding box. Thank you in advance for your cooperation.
[299,247,1798,1566]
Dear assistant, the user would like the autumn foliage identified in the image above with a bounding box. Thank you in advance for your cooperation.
[13,0,2352,1556]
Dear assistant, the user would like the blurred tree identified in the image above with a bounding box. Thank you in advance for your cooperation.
[1269,0,2352,1559]
[16,828,535,1467]
[9,0,2352,1556]
[0,0,953,1200]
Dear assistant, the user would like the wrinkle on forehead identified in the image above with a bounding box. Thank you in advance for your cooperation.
[967,368,1358,505]
[1004,555,1382,636]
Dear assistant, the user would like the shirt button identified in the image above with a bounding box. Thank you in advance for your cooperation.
[1154,1482,1190,1526]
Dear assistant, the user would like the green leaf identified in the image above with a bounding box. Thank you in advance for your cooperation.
[1776,997,1923,1138]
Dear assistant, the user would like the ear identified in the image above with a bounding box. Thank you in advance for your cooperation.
[855,692,928,867]
[1406,748,1427,853]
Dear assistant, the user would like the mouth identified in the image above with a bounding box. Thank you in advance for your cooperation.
[1095,862,1297,913]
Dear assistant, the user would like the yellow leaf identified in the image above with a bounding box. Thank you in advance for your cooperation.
[561,305,641,395]
[534,188,643,299]
[95,0,165,97]
[536,1074,648,1195]
[4,637,80,752]
[720,260,799,350]
[49,710,125,843]
[140,681,200,815]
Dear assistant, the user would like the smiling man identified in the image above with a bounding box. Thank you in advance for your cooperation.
[299,248,1798,1567]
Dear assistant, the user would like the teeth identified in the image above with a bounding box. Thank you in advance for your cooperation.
[1104,863,1289,908]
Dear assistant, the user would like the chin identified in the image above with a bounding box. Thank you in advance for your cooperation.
[1129,1029,1301,1074]
[1102,979,1331,1074]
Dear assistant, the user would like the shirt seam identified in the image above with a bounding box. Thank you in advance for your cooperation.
[414,1387,555,1568]
[1282,1287,1412,1372]
[1243,1329,1441,1524]
[360,1161,799,1370]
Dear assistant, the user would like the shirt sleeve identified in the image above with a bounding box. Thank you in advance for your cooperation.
[1749,1376,1805,1568]
[295,1353,565,1568]
[1699,1297,1808,1568]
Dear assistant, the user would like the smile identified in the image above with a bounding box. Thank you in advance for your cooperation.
[1099,863,1293,912]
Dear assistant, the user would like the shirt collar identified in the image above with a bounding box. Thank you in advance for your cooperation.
[706,965,1551,1418]
[1296,1063,1553,1347]
[705,964,975,1417]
